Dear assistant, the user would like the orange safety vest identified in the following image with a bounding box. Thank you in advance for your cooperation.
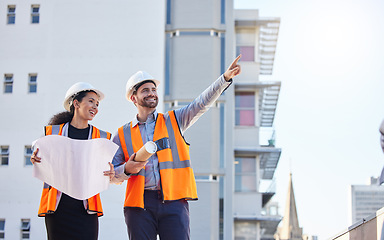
[38,123,112,217]
[118,111,198,209]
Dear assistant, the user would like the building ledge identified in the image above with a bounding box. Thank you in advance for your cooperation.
[234,214,282,222]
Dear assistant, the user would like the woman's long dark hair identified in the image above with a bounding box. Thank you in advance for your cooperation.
[48,90,95,125]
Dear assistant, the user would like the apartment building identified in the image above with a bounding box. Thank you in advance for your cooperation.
[0,1,281,239]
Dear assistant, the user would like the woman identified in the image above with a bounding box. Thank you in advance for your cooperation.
[30,82,115,240]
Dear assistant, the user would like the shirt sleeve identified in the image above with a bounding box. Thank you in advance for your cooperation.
[110,132,131,184]
[174,74,232,133]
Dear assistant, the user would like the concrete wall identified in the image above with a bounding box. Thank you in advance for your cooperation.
[0,0,164,239]
[170,0,222,29]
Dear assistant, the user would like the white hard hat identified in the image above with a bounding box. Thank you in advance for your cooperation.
[125,71,160,102]
[63,82,105,111]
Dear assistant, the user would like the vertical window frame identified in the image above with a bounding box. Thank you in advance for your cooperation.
[0,219,5,239]
[24,146,33,166]
[7,5,16,25]
[235,91,256,126]
[31,5,40,24]
[28,74,37,93]
[20,219,30,239]
[0,146,9,166]
[234,156,257,192]
[4,74,13,94]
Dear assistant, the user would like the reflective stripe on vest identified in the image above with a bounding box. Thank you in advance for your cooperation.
[119,111,198,209]
[38,123,111,217]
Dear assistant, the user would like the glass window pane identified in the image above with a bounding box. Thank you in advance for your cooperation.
[235,92,255,108]
[29,85,37,93]
[237,46,255,61]
[235,175,256,192]
[235,92,255,126]
[7,6,16,24]
[0,220,4,229]
[29,76,37,82]
[21,221,29,229]
[1,157,8,165]
[26,147,32,155]
[32,7,39,13]
[8,16,15,24]
[32,16,39,23]
[25,157,32,166]
[240,176,256,192]
[235,157,256,173]
[235,110,255,126]
[242,158,256,172]
[235,175,242,191]
[25,146,33,166]
[235,157,256,192]
[4,85,12,93]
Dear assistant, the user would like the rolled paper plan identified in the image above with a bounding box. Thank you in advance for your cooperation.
[135,141,157,162]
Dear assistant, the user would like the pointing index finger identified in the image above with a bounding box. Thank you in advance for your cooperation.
[230,55,241,67]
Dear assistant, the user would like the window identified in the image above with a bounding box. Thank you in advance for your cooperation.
[25,146,33,166]
[0,219,4,239]
[28,74,37,93]
[31,5,39,24]
[21,219,30,239]
[235,157,256,192]
[1,146,9,166]
[235,92,255,126]
[235,221,257,240]
[7,6,16,24]
[236,46,255,62]
[4,74,13,93]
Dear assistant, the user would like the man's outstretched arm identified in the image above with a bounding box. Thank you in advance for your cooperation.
[175,55,242,133]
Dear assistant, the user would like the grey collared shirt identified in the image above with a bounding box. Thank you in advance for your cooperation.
[111,75,231,189]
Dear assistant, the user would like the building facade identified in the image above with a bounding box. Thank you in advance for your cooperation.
[0,1,282,239]
[349,177,384,225]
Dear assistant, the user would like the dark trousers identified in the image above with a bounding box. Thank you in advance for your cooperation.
[45,193,98,240]
[124,190,190,240]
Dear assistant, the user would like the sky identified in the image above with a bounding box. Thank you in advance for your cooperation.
[235,0,384,239]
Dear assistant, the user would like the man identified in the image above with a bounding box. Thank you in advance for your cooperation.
[111,56,241,240]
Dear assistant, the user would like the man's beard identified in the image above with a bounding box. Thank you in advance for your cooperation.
[137,96,158,108]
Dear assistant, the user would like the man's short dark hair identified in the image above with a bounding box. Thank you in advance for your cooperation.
[133,80,157,94]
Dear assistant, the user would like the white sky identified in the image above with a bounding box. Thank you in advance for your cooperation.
[235,0,384,239]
